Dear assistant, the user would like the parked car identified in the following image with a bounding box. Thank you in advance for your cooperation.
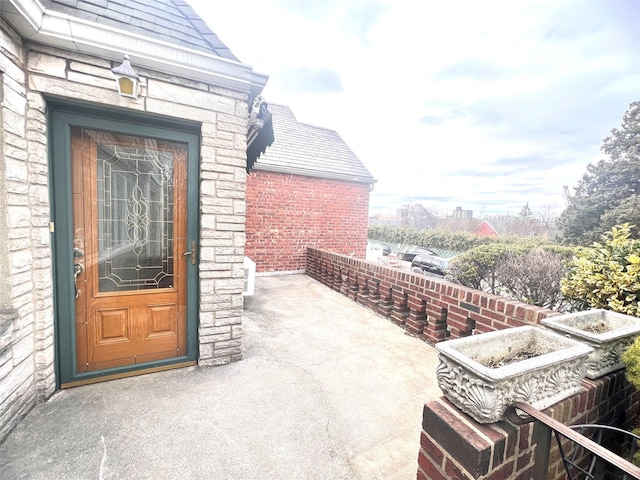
[367,243,391,259]
[397,246,435,262]
[411,254,449,277]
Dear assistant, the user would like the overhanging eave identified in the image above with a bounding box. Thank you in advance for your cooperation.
[0,0,268,96]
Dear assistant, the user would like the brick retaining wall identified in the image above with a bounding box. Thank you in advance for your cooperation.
[418,370,639,479]
[306,248,559,342]
[305,249,640,479]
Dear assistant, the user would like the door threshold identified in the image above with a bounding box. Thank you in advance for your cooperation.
[61,360,197,388]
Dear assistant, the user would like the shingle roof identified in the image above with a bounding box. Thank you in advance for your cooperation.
[41,0,238,61]
[254,104,375,184]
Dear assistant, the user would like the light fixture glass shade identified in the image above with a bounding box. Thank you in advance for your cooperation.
[117,77,135,97]
[112,54,140,99]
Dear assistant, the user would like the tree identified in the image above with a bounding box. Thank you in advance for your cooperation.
[599,194,640,237]
[506,202,545,237]
[396,203,437,230]
[558,101,640,244]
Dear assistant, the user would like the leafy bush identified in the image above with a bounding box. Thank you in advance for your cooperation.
[561,224,640,316]
[447,244,522,293]
[368,225,549,254]
[622,336,640,390]
[448,244,574,306]
[496,248,571,310]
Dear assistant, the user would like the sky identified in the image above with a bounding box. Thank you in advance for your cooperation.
[189,0,640,219]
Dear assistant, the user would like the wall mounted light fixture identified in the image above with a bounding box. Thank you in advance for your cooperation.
[111,54,140,98]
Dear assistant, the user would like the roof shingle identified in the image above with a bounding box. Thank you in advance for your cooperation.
[41,0,239,61]
[255,104,375,184]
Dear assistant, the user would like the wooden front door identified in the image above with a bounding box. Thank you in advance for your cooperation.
[71,127,189,373]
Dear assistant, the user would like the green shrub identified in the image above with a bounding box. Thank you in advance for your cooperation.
[496,248,573,310]
[561,224,640,316]
[448,243,575,301]
[368,225,549,254]
[447,244,522,293]
[623,336,640,390]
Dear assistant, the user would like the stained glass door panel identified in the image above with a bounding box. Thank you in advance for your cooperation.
[71,128,188,372]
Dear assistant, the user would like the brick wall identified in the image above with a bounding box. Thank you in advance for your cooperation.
[304,249,640,479]
[418,370,639,479]
[246,171,370,273]
[306,248,559,341]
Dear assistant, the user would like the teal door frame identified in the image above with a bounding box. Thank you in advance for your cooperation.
[49,102,200,387]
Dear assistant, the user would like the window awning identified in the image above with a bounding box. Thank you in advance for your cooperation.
[246,96,274,173]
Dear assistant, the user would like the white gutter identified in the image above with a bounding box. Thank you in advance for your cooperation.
[0,0,268,97]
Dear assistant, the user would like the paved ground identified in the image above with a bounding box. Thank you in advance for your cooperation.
[0,274,442,480]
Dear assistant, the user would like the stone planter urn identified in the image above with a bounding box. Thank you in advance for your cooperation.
[435,326,592,424]
[541,309,640,379]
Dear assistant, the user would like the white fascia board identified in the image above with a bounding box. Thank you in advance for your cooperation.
[1,0,268,95]
[253,163,377,185]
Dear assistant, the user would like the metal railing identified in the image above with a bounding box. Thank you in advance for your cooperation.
[506,402,640,480]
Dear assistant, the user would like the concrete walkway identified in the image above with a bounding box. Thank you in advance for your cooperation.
[0,274,442,480]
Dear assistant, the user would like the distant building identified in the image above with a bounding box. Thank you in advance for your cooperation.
[369,215,402,227]
[451,206,473,220]
[475,220,500,237]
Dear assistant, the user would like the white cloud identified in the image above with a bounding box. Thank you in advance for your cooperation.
[189,0,640,217]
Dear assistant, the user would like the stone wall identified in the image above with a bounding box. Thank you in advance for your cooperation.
[0,22,250,441]
[0,19,43,443]
[246,171,370,273]
[25,42,249,367]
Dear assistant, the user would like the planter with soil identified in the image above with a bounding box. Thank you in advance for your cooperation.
[435,326,592,424]
[541,309,640,379]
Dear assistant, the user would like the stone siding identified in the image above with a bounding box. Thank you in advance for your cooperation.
[246,171,370,273]
[0,20,42,442]
[25,42,249,366]
[0,22,249,441]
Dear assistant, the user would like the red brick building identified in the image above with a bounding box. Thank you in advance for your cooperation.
[246,104,375,273]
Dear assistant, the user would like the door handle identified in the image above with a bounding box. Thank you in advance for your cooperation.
[182,241,197,266]
[74,263,84,299]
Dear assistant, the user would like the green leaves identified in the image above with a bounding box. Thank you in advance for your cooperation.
[561,224,640,317]
[622,336,640,390]
[558,101,640,244]
[447,243,574,307]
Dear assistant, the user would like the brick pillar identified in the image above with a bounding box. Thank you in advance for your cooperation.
[390,288,409,326]
[319,256,329,286]
[331,265,342,292]
[377,279,393,318]
[347,271,360,300]
[405,294,427,336]
[306,250,317,278]
[424,303,448,344]
[367,277,380,311]
[356,276,369,305]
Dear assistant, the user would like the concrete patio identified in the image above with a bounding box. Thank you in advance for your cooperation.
[0,274,442,480]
